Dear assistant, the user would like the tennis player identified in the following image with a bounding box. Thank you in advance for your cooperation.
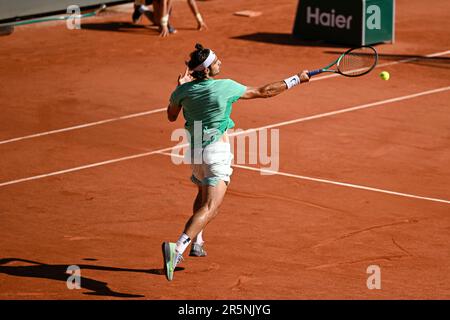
[162,43,309,281]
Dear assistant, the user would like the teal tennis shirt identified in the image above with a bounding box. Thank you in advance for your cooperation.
[170,79,247,147]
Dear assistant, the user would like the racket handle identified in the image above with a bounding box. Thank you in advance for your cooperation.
[308,69,323,77]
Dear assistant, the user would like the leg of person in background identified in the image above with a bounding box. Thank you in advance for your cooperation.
[132,0,156,25]
[132,0,143,23]
[167,0,177,33]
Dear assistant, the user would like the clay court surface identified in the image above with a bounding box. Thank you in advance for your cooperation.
[0,0,449,299]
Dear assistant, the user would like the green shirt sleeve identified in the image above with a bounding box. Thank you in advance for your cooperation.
[225,79,247,102]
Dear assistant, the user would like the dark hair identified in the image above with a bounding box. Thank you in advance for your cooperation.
[187,43,211,80]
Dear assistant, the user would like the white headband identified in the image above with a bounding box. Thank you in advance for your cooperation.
[193,50,216,71]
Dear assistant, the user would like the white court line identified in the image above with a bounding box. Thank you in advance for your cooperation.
[0,108,166,145]
[0,145,177,187]
[1,86,449,189]
[157,152,450,205]
[0,49,448,146]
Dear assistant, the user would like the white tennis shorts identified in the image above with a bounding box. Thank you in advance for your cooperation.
[189,141,233,187]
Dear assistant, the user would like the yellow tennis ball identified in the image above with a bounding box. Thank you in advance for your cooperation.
[380,71,390,81]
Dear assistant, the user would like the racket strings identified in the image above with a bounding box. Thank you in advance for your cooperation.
[338,47,377,76]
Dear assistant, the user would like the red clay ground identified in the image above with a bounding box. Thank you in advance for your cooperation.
[0,0,449,299]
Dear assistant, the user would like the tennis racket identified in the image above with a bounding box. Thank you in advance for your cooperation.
[308,46,378,78]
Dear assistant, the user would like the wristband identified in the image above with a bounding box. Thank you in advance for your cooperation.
[161,14,169,26]
[283,74,300,89]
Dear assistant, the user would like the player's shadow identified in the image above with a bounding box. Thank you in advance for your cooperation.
[324,50,450,69]
[0,258,184,298]
[81,22,160,35]
[232,32,350,48]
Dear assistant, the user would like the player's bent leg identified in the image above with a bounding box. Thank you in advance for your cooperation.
[190,186,207,256]
[184,180,228,240]
[192,185,203,212]
[162,181,226,280]
[186,140,233,255]
[190,234,207,257]
[162,141,232,280]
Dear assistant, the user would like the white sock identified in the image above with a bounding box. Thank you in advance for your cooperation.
[175,233,191,255]
[138,5,150,13]
[194,230,204,245]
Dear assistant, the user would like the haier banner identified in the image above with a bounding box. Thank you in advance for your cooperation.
[293,0,395,46]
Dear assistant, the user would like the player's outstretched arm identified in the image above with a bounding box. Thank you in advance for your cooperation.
[241,70,309,100]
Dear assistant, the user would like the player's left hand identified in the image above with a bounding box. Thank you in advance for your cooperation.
[178,67,193,85]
